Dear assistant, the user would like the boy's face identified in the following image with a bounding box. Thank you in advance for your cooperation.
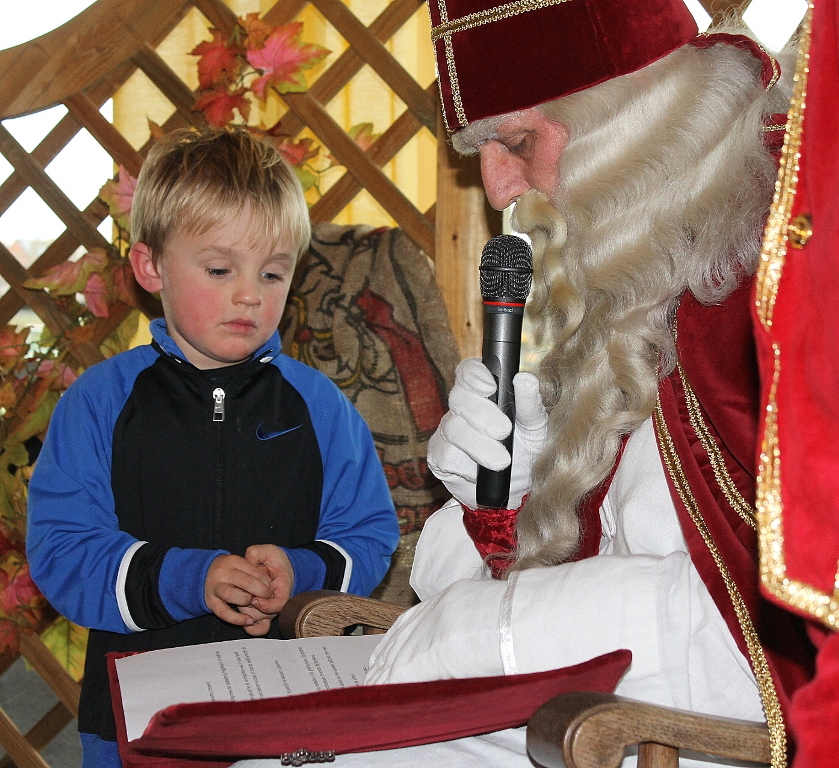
[130,207,296,369]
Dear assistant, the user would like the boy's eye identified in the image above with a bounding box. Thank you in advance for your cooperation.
[261,271,284,282]
[207,268,229,277]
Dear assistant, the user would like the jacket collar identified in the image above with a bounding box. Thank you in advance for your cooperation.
[148,317,281,367]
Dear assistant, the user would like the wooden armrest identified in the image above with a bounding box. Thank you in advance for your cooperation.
[527,691,771,768]
[278,590,407,638]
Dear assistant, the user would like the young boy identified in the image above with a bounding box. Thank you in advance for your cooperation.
[26,127,400,768]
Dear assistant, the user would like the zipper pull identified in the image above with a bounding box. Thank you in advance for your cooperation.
[212,388,225,422]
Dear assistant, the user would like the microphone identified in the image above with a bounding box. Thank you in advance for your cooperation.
[476,234,533,508]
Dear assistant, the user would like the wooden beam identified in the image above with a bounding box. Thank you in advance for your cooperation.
[64,93,145,177]
[0,0,189,119]
[434,110,500,358]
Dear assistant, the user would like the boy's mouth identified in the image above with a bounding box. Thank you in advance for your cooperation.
[225,318,257,332]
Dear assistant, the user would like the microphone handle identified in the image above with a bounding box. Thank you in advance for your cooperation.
[476,304,525,508]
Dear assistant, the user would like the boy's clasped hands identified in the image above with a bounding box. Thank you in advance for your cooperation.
[205,545,294,636]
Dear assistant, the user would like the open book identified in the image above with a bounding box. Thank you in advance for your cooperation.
[108,638,631,767]
[114,634,382,743]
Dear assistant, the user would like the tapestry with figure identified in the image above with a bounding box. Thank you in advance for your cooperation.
[281,223,459,535]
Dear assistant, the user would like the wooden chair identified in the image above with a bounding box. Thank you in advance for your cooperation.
[278,590,772,768]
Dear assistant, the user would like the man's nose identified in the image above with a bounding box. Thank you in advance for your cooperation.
[479,144,530,211]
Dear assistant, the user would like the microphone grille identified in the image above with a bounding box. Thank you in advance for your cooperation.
[479,235,533,302]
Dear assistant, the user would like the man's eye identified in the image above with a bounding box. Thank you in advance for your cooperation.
[507,137,530,156]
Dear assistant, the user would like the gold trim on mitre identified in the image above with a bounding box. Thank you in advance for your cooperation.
[431,0,573,41]
[431,0,573,128]
[755,3,839,630]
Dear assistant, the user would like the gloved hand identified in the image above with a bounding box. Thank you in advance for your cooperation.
[427,357,548,509]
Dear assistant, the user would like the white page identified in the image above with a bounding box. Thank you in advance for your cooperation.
[115,634,382,741]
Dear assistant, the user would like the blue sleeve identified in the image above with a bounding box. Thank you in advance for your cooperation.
[278,358,400,597]
[25,352,221,633]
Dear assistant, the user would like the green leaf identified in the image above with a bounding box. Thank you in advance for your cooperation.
[99,309,140,359]
[40,617,88,682]
[7,391,60,444]
[1,442,30,469]
[295,166,318,192]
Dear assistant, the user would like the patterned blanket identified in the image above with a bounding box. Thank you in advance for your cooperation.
[281,223,459,536]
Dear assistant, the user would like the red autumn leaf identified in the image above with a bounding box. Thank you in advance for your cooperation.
[147,119,167,143]
[191,29,242,90]
[194,87,251,127]
[246,23,329,100]
[275,136,319,167]
[0,326,29,363]
[109,261,137,307]
[36,360,78,390]
[0,380,17,410]
[99,167,137,231]
[84,273,110,318]
[65,323,100,344]
[240,13,274,50]
[24,248,108,295]
[0,554,46,624]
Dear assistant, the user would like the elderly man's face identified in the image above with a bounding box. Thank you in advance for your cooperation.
[477,108,569,211]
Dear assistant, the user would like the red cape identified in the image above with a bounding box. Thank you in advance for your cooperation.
[752,2,839,765]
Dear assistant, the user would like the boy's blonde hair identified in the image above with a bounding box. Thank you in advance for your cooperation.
[130,127,311,264]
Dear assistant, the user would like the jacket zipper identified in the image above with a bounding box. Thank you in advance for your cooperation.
[212,388,225,422]
[212,387,225,641]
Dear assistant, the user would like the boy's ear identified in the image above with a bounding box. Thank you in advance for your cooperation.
[129,243,163,294]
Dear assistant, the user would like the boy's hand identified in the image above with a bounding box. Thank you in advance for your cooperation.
[205,554,273,627]
[238,603,276,637]
[244,544,294,617]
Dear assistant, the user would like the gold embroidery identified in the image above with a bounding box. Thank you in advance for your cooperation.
[787,212,813,248]
[654,401,786,768]
[758,342,839,629]
[755,6,810,328]
[754,3,839,630]
[431,0,572,41]
[444,34,468,128]
[757,40,781,92]
[678,365,756,528]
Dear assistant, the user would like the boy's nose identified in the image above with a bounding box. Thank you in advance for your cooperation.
[479,143,531,211]
[233,280,261,306]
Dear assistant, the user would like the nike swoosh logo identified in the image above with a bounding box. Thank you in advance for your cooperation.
[256,424,303,441]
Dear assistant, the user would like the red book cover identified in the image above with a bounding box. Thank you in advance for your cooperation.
[108,645,631,767]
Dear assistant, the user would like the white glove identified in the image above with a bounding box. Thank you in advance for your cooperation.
[427,357,548,509]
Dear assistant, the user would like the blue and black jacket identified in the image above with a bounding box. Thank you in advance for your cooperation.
[26,319,399,743]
